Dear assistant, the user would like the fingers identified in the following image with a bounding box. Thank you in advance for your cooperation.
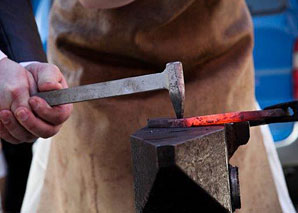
[26,63,73,126]
[0,60,71,144]
[25,63,64,92]
[9,86,31,113]
[14,107,61,138]
[26,70,38,96]
[29,96,73,125]
[0,72,31,111]
[0,59,32,110]
[0,110,36,142]
[0,121,21,144]
[0,100,69,142]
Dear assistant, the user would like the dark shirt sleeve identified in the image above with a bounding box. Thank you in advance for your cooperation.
[0,0,47,62]
[0,1,46,212]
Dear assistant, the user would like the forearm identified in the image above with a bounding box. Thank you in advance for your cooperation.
[0,0,46,62]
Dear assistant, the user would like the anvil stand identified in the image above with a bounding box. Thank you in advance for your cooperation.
[130,122,250,213]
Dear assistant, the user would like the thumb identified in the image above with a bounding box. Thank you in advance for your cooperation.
[25,63,63,92]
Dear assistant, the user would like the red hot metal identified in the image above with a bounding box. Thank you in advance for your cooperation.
[147,108,287,128]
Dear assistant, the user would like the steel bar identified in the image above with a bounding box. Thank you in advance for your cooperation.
[147,108,287,128]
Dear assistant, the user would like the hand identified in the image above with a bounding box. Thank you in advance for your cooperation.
[0,58,72,144]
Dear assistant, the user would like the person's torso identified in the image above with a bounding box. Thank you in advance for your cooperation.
[37,1,281,212]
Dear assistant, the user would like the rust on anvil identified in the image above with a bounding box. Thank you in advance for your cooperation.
[147,108,287,128]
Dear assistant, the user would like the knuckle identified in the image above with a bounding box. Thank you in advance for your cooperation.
[51,64,60,73]
[9,86,27,99]
[44,64,60,76]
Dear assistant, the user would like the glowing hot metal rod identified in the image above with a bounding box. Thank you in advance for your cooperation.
[148,100,298,128]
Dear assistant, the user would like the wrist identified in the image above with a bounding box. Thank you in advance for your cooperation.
[0,51,7,62]
[19,61,41,68]
[0,56,10,67]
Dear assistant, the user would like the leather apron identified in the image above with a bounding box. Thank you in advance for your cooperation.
[38,0,282,212]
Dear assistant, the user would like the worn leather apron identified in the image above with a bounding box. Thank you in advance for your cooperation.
[38,0,282,212]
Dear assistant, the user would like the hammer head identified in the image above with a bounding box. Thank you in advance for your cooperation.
[164,62,185,118]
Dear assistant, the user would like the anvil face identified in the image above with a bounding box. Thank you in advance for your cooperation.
[130,123,249,213]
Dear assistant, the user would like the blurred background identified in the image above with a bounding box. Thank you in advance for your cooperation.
[1,0,298,211]
[246,0,298,208]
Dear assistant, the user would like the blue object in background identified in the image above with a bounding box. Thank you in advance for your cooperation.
[247,0,298,142]
[31,0,52,51]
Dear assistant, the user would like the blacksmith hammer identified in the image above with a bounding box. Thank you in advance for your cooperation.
[34,62,185,118]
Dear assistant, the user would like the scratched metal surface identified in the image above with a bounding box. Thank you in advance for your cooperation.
[131,126,234,212]
[36,71,166,105]
[35,62,185,119]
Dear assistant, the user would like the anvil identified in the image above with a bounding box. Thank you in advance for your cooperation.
[131,122,249,213]
[130,100,298,212]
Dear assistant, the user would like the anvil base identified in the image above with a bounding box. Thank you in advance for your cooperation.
[130,123,249,213]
